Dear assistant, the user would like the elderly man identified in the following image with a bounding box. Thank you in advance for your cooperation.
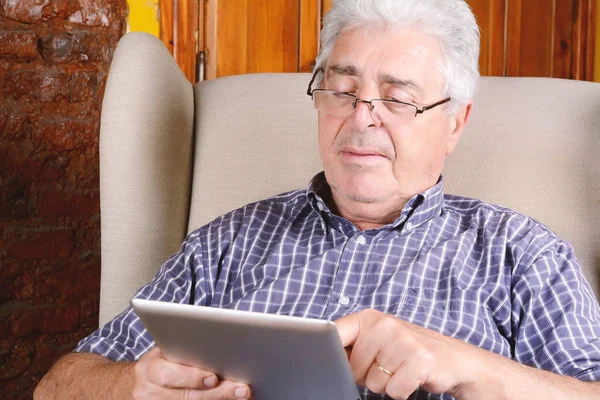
[36,0,600,399]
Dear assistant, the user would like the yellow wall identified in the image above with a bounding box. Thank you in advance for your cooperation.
[127,0,159,37]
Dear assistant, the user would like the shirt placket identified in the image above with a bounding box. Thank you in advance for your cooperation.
[321,232,371,319]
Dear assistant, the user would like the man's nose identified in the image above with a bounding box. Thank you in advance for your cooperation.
[350,98,381,129]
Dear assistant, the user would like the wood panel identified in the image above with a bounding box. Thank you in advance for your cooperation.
[247,0,299,73]
[174,0,198,82]
[299,0,321,72]
[554,0,574,78]
[524,0,554,77]
[205,0,301,79]
[467,0,506,76]
[160,0,174,55]
[578,0,596,80]
[505,0,595,79]
[169,0,595,82]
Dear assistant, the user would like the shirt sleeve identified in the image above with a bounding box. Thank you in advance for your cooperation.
[73,230,207,361]
[511,239,600,381]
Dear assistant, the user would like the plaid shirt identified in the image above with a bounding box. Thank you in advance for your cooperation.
[76,172,600,399]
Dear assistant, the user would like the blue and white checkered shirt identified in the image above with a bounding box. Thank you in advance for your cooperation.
[76,172,600,399]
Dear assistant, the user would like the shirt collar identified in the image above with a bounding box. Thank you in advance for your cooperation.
[306,172,445,232]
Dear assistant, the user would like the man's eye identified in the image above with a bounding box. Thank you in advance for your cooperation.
[331,87,354,94]
[385,95,411,103]
[332,92,349,99]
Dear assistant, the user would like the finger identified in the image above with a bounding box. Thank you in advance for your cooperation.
[363,362,393,394]
[385,360,422,400]
[145,350,219,390]
[138,380,252,400]
[349,312,402,383]
[334,313,361,348]
[178,379,251,400]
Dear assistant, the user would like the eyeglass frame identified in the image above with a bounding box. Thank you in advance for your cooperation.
[306,67,452,118]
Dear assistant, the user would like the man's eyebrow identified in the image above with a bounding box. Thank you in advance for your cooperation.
[326,67,424,96]
[326,64,359,77]
[380,74,424,96]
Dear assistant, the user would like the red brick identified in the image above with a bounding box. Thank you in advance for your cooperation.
[4,70,70,103]
[38,32,116,63]
[0,149,45,183]
[0,0,71,24]
[10,307,41,338]
[41,302,80,334]
[71,32,113,61]
[67,0,125,27]
[0,32,38,61]
[0,178,30,219]
[37,34,73,63]
[9,302,80,338]
[5,229,75,260]
[32,119,97,152]
[0,99,6,134]
[37,263,100,299]
[80,293,99,329]
[0,111,30,140]
[37,156,70,183]
[32,189,99,218]
[0,346,31,380]
[68,70,99,103]
[0,335,15,352]
[0,315,10,339]
[65,100,102,120]
[33,343,60,375]
[0,261,37,302]
[65,150,100,189]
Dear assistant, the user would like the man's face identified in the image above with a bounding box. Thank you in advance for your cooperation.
[318,27,467,211]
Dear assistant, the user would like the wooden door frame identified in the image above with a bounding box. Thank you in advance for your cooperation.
[160,0,200,82]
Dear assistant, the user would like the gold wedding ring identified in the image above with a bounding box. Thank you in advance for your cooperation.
[373,361,394,376]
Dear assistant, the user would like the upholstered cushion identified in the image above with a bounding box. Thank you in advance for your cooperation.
[99,32,194,324]
[189,73,600,295]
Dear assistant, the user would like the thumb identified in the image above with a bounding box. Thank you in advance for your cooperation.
[334,313,360,348]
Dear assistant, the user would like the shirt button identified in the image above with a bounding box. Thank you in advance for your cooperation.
[339,295,350,305]
[317,203,324,211]
[356,235,367,245]
[405,222,413,230]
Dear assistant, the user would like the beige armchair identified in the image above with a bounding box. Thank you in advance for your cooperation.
[98,32,600,325]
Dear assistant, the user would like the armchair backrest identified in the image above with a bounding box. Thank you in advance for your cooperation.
[99,32,600,325]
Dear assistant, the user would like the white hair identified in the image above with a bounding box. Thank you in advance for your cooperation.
[314,0,480,114]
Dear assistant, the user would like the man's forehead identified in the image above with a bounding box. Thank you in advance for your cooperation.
[324,27,443,96]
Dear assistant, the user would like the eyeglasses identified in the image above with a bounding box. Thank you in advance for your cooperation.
[306,68,451,124]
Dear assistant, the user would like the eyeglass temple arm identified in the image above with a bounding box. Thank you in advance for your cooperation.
[307,68,324,95]
[416,97,452,114]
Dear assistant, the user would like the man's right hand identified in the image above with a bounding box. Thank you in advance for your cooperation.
[133,348,252,399]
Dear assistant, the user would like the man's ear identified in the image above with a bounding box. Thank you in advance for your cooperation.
[446,102,472,156]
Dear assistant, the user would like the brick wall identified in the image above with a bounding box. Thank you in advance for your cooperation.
[0,1,127,398]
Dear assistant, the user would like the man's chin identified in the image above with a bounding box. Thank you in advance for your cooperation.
[335,185,388,204]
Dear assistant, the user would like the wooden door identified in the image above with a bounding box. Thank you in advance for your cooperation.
[469,0,595,80]
[161,0,595,82]
[202,0,327,79]
[160,0,199,82]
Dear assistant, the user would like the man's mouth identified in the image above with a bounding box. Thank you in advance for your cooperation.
[339,147,388,161]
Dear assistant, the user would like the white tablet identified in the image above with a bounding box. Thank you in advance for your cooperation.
[132,299,361,400]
